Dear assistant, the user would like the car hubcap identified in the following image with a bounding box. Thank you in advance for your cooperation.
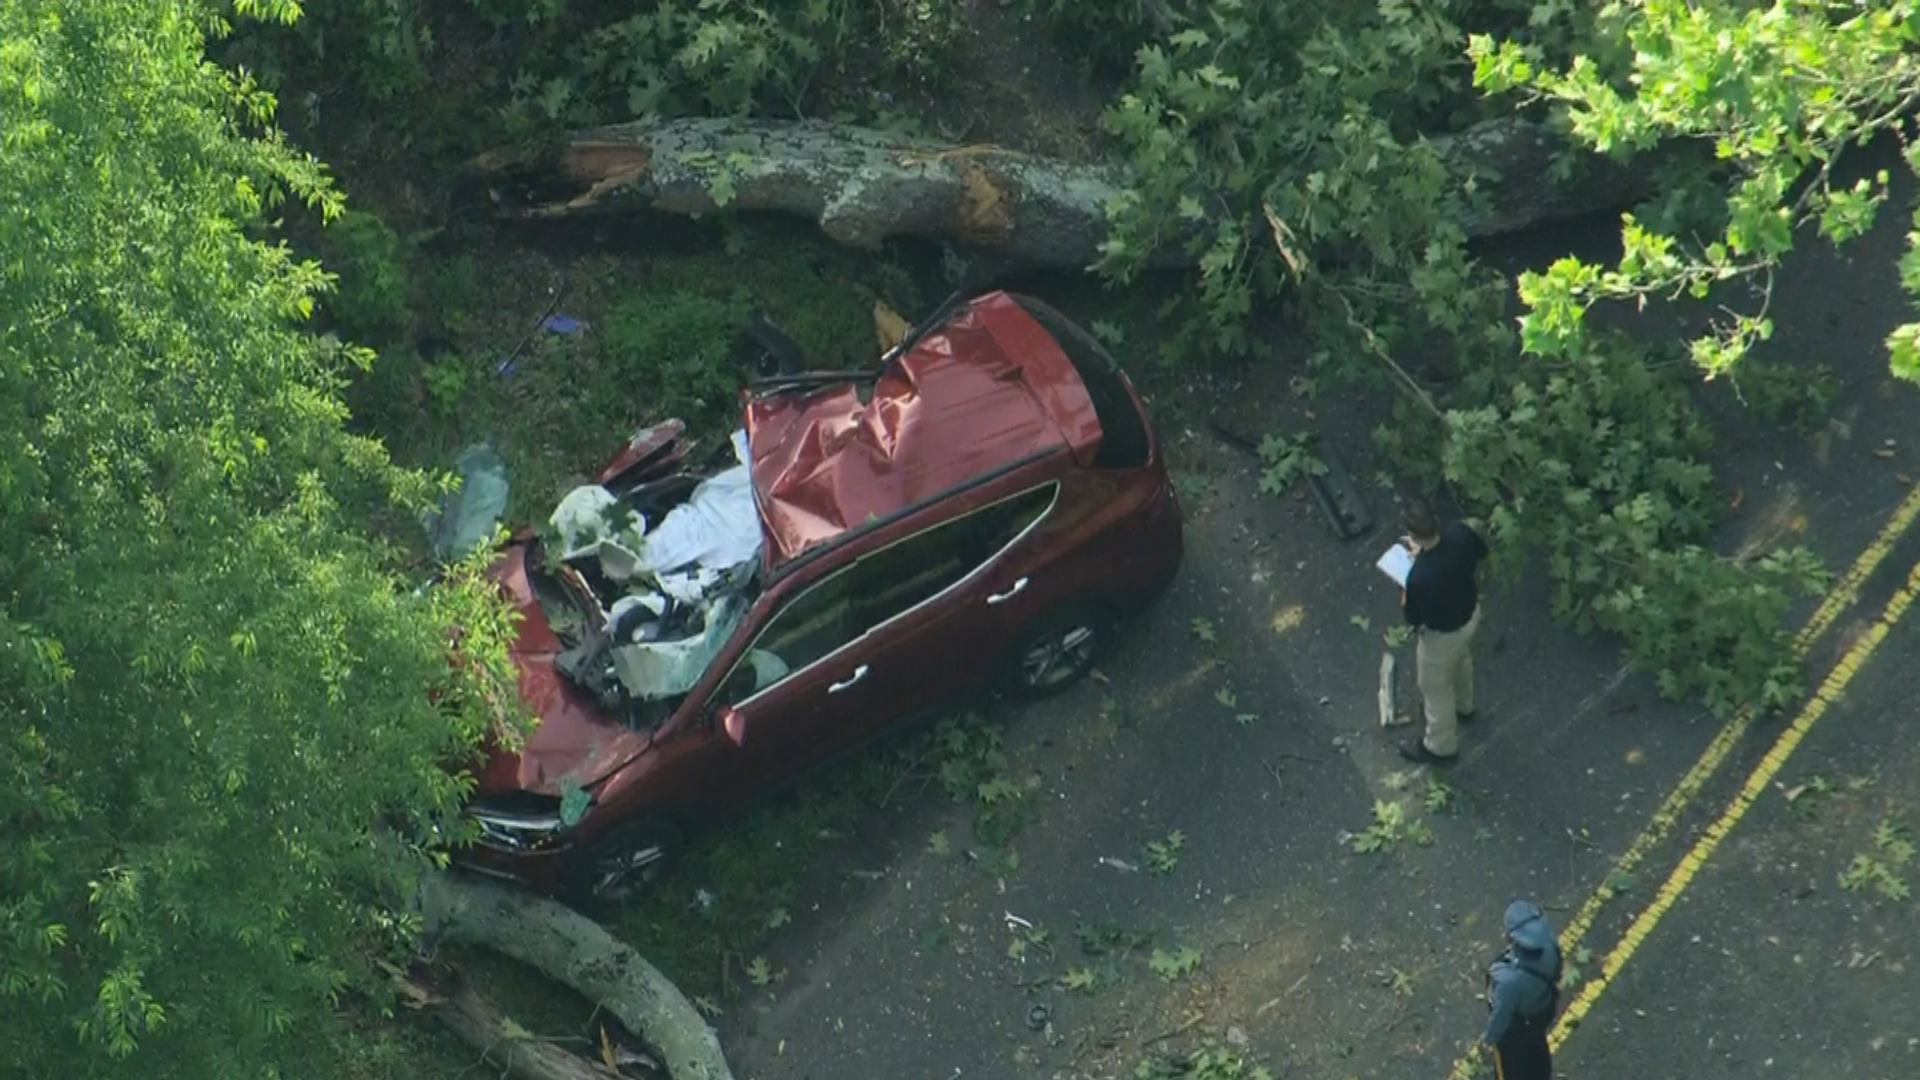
[593,840,667,899]
[1021,624,1095,689]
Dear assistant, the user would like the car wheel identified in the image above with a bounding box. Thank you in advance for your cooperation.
[566,817,684,907]
[1001,605,1111,700]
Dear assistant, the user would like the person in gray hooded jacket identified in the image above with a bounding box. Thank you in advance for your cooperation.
[1481,899,1562,1080]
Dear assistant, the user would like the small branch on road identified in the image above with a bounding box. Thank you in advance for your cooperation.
[1263,759,1285,790]
[1142,1011,1207,1047]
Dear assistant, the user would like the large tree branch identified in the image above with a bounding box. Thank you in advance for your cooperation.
[417,872,734,1080]
[468,115,1669,269]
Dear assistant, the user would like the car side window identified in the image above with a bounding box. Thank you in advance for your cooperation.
[715,483,1057,706]
[715,571,859,707]
[956,483,1055,566]
[845,481,1056,633]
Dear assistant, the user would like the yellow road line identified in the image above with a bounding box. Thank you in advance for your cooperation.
[1442,483,1920,1080]
[1551,548,1920,1047]
[1551,481,1920,953]
[1797,484,1920,645]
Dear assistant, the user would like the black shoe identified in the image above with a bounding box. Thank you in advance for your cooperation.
[1398,740,1458,766]
[1457,710,1477,725]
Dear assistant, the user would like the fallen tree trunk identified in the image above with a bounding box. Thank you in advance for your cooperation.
[469,115,1668,269]
[418,872,734,1080]
[426,969,625,1080]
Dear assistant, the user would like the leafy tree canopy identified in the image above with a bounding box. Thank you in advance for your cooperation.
[0,2,521,1076]
[1474,0,1920,383]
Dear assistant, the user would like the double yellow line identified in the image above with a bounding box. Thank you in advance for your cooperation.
[1554,482,1920,955]
[1550,544,1920,1043]
[1445,482,1920,1078]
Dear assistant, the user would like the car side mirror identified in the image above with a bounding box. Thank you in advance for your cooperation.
[718,705,748,748]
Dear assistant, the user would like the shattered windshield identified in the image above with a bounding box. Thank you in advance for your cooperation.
[528,428,766,726]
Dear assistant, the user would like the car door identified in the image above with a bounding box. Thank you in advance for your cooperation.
[852,482,1062,722]
[704,565,873,793]
[953,480,1064,641]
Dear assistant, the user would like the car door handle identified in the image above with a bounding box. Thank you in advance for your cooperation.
[987,578,1029,605]
[828,665,869,693]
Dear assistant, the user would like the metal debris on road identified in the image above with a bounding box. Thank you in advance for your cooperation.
[1097,856,1141,873]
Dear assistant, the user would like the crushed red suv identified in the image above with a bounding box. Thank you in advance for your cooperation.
[457,292,1182,899]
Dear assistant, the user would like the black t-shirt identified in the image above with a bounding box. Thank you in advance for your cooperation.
[1404,521,1486,633]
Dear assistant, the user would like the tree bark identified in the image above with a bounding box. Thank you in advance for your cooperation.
[468,115,1662,269]
[424,969,627,1080]
[418,872,734,1080]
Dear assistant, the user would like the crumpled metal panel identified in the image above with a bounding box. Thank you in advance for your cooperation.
[747,292,1099,564]
[476,545,649,795]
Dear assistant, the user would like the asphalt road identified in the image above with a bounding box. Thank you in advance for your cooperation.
[713,164,1920,1080]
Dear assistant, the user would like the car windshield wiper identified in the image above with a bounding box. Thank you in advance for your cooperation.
[746,291,968,398]
[883,289,966,367]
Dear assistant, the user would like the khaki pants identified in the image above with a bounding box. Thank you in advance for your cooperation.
[1415,606,1480,757]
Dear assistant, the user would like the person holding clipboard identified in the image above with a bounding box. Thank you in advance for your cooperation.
[1376,498,1487,765]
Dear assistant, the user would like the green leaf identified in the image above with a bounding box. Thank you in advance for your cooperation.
[559,784,590,827]
[1889,323,1920,384]
[1060,967,1099,993]
[1149,945,1203,981]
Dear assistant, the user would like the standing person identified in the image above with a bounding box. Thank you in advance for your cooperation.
[1397,498,1487,765]
[1481,899,1563,1080]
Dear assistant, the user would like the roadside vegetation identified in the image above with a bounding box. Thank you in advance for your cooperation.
[9,0,1920,1078]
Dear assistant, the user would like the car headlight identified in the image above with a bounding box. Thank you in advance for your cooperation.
[467,797,568,852]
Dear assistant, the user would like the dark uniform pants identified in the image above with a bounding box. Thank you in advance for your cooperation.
[1493,1010,1552,1080]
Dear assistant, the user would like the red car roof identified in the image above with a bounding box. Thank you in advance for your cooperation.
[746,292,1100,565]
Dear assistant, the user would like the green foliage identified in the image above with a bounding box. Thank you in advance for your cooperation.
[1839,818,1915,902]
[318,209,411,344]
[929,714,1033,850]
[1148,944,1203,981]
[1472,0,1920,385]
[227,0,438,104]
[1096,0,1498,363]
[0,3,524,1076]
[746,955,775,987]
[224,0,975,159]
[554,0,825,125]
[1059,966,1100,993]
[1143,830,1186,876]
[1134,1041,1273,1080]
[596,290,749,432]
[1439,333,1828,715]
[1005,922,1052,962]
[1349,800,1433,853]
[1256,431,1327,496]
[506,0,974,131]
[1088,0,1831,721]
[1014,0,1162,80]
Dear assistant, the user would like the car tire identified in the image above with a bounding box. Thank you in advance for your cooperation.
[1000,604,1112,700]
[564,816,685,908]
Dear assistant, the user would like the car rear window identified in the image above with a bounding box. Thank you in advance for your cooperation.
[1011,296,1151,470]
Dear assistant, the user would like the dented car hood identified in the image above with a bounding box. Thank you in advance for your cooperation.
[474,544,650,796]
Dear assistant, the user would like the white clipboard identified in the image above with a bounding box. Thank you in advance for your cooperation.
[1376,543,1414,587]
